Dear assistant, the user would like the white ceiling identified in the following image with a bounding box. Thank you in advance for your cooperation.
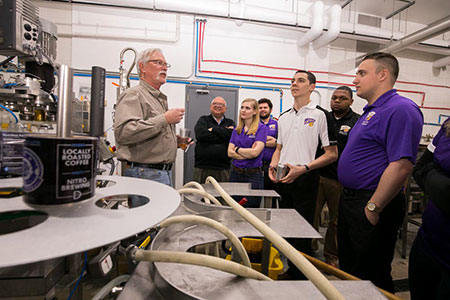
[338,0,450,25]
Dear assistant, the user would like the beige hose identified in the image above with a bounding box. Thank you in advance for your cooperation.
[133,249,272,281]
[205,176,346,300]
[159,215,251,268]
[183,182,209,203]
[178,188,222,206]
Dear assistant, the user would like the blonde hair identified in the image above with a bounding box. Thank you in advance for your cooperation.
[236,98,260,135]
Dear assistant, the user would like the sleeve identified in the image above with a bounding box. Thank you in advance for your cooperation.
[212,119,235,141]
[323,110,337,146]
[385,106,423,163]
[318,111,331,147]
[114,89,167,145]
[195,117,234,143]
[423,165,450,217]
[413,149,434,189]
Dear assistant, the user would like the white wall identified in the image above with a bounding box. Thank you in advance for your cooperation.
[31,0,450,187]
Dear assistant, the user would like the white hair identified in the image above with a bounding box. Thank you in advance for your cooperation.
[136,48,163,76]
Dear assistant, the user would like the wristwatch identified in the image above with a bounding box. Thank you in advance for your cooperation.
[303,164,310,174]
[366,201,382,213]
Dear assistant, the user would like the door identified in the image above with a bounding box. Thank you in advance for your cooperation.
[184,85,239,184]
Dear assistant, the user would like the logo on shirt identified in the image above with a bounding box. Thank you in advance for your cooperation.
[339,125,351,135]
[269,124,276,131]
[362,111,376,126]
[248,134,256,138]
[304,118,316,127]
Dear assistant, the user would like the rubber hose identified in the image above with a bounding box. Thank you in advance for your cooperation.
[183,181,209,203]
[133,249,271,281]
[205,176,346,300]
[160,215,251,268]
[91,274,130,300]
[178,188,222,206]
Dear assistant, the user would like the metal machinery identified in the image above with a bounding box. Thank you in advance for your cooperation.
[0,1,113,299]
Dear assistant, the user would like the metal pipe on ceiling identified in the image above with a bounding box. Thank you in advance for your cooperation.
[379,14,450,53]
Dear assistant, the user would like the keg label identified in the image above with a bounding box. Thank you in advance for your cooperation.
[22,147,44,192]
[56,143,95,200]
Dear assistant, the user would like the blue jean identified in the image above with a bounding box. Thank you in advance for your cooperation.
[229,168,264,208]
[124,166,172,207]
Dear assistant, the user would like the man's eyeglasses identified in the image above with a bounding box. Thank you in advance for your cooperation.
[148,60,171,68]
[212,103,225,107]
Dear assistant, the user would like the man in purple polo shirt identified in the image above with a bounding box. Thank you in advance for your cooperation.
[258,98,278,192]
[337,52,423,293]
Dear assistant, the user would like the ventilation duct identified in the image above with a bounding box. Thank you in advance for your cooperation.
[312,4,342,50]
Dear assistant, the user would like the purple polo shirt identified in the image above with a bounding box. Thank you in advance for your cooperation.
[338,89,423,190]
[230,123,267,169]
[432,117,450,176]
[419,118,450,271]
[261,118,278,162]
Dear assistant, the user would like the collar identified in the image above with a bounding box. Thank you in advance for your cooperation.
[211,114,225,124]
[363,89,396,112]
[291,100,316,114]
[334,108,356,120]
[139,80,167,101]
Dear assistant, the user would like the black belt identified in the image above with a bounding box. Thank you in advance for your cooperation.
[232,165,261,174]
[343,188,375,197]
[127,161,173,171]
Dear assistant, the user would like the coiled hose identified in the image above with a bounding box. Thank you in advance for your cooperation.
[159,215,251,268]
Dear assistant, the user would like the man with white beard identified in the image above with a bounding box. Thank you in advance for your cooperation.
[115,48,185,195]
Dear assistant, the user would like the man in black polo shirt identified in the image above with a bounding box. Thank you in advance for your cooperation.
[194,97,235,183]
[312,86,360,267]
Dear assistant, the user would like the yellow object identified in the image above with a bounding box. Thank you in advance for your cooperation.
[139,236,151,249]
[226,237,283,280]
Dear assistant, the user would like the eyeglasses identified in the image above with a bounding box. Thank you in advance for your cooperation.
[212,103,225,107]
[148,60,171,68]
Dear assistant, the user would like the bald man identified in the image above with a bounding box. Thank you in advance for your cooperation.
[193,97,235,183]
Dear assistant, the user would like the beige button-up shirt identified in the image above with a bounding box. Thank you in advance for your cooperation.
[114,80,177,164]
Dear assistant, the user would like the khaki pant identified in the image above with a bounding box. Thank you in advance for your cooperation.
[312,176,342,265]
[193,167,230,184]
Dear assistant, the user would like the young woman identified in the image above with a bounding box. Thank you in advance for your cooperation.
[228,98,267,208]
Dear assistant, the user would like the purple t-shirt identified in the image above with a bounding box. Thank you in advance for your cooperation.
[261,118,278,162]
[432,117,450,176]
[338,89,423,190]
[419,118,450,271]
[230,123,267,169]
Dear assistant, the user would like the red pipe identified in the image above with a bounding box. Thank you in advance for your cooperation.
[197,20,448,110]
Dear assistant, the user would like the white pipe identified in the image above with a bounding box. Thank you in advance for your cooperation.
[58,15,180,43]
[379,15,450,53]
[177,188,222,206]
[313,4,342,50]
[183,181,208,203]
[159,215,251,268]
[205,176,345,300]
[433,55,450,68]
[297,1,324,47]
[133,250,272,281]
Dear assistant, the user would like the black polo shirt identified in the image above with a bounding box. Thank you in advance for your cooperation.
[318,108,360,180]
